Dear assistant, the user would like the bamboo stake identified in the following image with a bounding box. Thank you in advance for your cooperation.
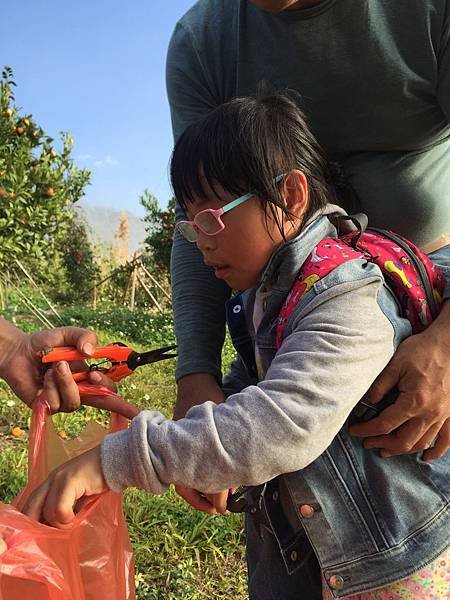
[129,267,137,311]
[15,259,63,323]
[0,280,5,310]
[11,282,55,328]
[87,254,142,294]
[136,272,163,314]
[122,270,133,306]
[139,263,172,302]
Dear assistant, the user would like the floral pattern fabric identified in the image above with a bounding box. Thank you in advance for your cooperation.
[322,547,450,599]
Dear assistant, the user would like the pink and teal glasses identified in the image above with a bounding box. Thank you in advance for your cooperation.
[176,175,285,242]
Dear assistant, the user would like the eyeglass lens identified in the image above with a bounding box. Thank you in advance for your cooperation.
[195,211,222,234]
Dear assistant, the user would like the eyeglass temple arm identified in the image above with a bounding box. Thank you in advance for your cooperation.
[221,174,285,215]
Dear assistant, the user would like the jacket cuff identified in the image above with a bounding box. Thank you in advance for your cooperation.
[101,429,136,492]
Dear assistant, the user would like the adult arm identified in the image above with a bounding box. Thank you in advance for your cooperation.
[167,21,232,415]
[342,13,450,458]
[350,246,450,460]
[0,318,134,417]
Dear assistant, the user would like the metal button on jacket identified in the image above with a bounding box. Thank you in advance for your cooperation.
[299,504,315,518]
[329,575,344,591]
[290,550,298,562]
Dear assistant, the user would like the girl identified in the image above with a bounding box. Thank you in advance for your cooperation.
[24,94,450,599]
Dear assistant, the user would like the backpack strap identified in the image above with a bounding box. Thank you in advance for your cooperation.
[276,223,446,349]
[342,228,445,330]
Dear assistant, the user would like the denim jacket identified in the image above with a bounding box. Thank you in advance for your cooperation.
[102,212,450,598]
[225,213,450,597]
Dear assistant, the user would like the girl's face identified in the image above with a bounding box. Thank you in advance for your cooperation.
[186,172,307,290]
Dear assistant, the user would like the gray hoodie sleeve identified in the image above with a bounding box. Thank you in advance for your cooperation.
[101,277,397,494]
[222,354,257,398]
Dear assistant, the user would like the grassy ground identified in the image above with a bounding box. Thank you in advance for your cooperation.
[0,305,247,599]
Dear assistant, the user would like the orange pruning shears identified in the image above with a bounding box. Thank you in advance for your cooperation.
[39,342,177,383]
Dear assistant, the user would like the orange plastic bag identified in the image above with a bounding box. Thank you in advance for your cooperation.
[0,388,136,600]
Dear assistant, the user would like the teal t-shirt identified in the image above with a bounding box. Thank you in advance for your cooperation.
[168,0,450,244]
[167,0,450,379]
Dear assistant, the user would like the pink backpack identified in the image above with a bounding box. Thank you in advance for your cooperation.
[276,220,446,349]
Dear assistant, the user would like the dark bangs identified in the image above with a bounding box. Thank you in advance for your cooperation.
[170,93,335,229]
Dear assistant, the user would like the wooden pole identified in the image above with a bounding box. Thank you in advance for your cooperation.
[122,270,133,306]
[129,267,137,311]
[15,259,63,323]
[87,253,141,294]
[0,280,5,310]
[140,263,172,303]
[93,284,97,310]
[11,283,55,328]
[136,272,164,314]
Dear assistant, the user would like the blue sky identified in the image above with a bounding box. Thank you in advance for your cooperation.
[0,0,195,216]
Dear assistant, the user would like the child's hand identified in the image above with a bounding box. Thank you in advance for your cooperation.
[175,485,232,515]
[22,445,108,528]
[204,490,232,514]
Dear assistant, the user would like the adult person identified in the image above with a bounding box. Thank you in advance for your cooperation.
[167,0,450,503]
[0,318,135,417]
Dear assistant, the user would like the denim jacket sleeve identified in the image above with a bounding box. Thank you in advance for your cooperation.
[429,243,450,299]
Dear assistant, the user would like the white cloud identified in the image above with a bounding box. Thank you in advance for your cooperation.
[77,153,120,167]
[94,154,120,167]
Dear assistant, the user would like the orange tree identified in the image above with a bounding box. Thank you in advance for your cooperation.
[0,66,91,282]
[140,189,175,281]
[58,209,100,302]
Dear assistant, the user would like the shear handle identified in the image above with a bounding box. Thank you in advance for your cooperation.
[41,343,132,364]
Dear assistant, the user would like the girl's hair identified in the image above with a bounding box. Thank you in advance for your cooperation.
[170,92,337,238]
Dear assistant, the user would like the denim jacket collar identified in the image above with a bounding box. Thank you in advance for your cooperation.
[258,205,346,295]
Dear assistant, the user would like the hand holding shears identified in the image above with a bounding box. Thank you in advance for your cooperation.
[39,342,177,384]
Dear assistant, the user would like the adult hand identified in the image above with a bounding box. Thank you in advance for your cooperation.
[0,321,137,418]
[21,445,107,528]
[350,302,450,461]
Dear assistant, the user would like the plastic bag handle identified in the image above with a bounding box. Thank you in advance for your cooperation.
[26,385,130,491]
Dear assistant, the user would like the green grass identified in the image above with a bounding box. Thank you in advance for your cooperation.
[0,306,247,599]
